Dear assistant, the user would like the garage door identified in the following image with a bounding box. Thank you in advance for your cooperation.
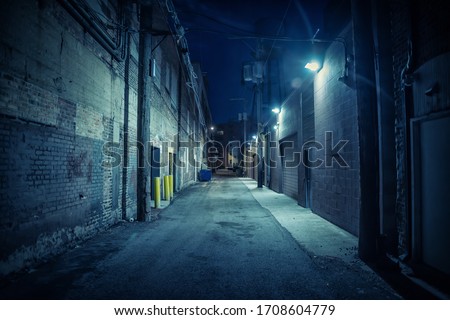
[282,138,299,200]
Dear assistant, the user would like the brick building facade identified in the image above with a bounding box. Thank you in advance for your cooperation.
[390,0,450,284]
[0,0,211,276]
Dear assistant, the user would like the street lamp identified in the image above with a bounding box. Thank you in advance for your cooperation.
[271,107,281,114]
[305,61,320,72]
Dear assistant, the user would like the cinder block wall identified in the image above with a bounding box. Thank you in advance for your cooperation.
[310,26,360,236]
[0,0,139,275]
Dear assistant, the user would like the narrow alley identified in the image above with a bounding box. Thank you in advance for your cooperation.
[0,175,399,300]
[1,0,450,306]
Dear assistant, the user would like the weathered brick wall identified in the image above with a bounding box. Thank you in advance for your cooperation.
[150,34,179,190]
[310,25,360,236]
[149,3,179,188]
[410,0,450,68]
[390,0,450,256]
[150,3,206,194]
[0,0,139,275]
[390,0,411,256]
[177,82,197,190]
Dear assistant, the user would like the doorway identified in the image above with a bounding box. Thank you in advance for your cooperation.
[411,111,450,279]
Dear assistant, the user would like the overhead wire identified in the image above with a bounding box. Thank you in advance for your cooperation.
[177,10,260,36]
[262,0,293,70]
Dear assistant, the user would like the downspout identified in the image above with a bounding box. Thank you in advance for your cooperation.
[176,63,182,189]
[121,29,131,221]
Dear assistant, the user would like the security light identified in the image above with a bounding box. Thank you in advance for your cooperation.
[271,107,281,114]
[305,61,320,72]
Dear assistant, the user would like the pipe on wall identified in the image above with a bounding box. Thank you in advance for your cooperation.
[58,0,128,61]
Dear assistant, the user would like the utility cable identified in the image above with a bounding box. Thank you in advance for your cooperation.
[263,0,293,69]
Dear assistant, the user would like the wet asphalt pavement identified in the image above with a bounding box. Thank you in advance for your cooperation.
[0,175,400,299]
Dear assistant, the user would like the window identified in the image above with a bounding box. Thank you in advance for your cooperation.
[170,65,178,105]
[164,63,178,107]
[153,46,162,90]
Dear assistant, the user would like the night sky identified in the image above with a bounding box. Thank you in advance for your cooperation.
[173,0,329,124]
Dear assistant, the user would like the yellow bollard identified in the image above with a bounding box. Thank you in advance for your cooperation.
[169,175,174,199]
[153,177,161,208]
[163,175,170,201]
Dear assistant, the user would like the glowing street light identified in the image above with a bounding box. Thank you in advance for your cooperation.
[271,107,281,114]
[305,61,320,72]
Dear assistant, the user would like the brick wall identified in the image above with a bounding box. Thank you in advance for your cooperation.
[0,0,139,275]
[390,0,450,256]
[390,0,413,256]
[150,3,208,194]
[310,25,360,236]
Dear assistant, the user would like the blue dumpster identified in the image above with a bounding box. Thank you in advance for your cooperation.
[199,169,212,181]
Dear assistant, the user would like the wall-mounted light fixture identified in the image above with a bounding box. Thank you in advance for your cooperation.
[271,107,281,114]
[304,61,321,72]
[303,30,351,84]
[273,122,280,130]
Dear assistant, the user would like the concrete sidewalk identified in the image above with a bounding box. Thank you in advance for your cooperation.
[240,178,374,270]
[239,177,450,299]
